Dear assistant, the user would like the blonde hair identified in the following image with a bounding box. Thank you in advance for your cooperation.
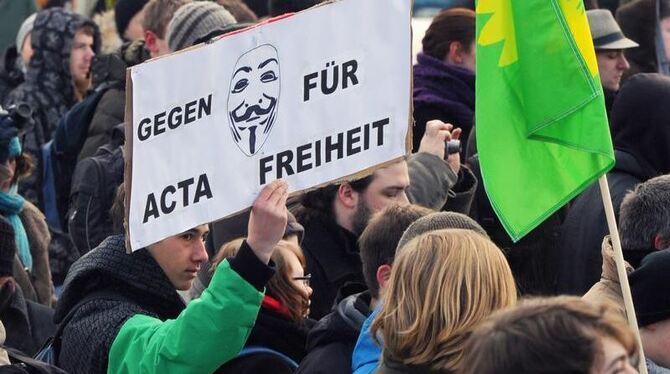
[371,229,517,373]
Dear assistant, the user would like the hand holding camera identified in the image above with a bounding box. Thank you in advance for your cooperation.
[418,120,461,174]
[0,104,29,163]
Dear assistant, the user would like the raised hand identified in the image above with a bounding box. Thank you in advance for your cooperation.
[246,180,289,264]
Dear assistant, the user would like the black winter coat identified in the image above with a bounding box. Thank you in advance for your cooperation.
[297,291,371,374]
[0,282,55,356]
[216,305,314,373]
[294,207,365,320]
[55,235,185,374]
[556,151,650,295]
[245,305,312,362]
[557,74,670,295]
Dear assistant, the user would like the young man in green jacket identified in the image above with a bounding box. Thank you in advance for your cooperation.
[55,180,289,373]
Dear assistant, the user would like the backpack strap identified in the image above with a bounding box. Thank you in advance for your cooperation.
[5,345,69,374]
[34,289,131,364]
[237,346,299,370]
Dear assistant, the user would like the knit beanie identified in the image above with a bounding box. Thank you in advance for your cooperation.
[15,13,37,52]
[0,218,16,276]
[629,249,670,327]
[396,211,488,253]
[115,0,149,39]
[166,2,237,52]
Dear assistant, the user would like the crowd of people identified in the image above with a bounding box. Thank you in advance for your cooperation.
[0,0,668,373]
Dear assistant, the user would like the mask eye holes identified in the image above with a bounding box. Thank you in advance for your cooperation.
[232,78,249,93]
[260,71,277,83]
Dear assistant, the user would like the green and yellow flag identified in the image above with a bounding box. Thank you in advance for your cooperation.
[476,0,615,241]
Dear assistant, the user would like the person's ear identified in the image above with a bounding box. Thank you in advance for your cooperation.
[446,41,464,65]
[376,264,392,294]
[653,234,669,250]
[337,183,358,210]
[144,30,158,55]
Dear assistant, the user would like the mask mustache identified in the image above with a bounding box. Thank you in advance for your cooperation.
[230,94,277,123]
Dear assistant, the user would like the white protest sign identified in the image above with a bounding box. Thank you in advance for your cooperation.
[125,0,412,250]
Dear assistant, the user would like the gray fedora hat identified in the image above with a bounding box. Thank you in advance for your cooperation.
[587,9,638,50]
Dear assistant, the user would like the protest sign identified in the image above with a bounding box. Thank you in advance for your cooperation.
[125,0,412,251]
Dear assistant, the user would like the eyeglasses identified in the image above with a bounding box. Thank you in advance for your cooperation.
[292,274,311,287]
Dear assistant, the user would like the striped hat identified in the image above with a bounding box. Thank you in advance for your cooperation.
[166,2,237,52]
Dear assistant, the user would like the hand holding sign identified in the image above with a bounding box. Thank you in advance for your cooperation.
[126,0,411,250]
[246,180,289,264]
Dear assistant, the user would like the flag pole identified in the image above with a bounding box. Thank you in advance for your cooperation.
[598,175,648,374]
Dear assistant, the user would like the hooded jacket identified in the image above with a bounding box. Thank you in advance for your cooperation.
[296,291,372,374]
[557,73,670,295]
[56,235,273,374]
[4,8,100,207]
[352,305,381,374]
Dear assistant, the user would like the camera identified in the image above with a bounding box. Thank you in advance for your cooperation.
[446,139,461,155]
[0,102,33,132]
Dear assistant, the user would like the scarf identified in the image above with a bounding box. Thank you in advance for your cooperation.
[0,137,30,270]
[0,187,29,271]
[262,295,292,319]
[413,52,475,121]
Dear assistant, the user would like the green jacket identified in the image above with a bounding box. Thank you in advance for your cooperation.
[55,235,272,374]
[108,260,264,373]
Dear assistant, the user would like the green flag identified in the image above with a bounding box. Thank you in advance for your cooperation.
[475,0,615,241]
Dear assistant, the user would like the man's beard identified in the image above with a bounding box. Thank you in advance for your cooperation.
[351,196,372,237]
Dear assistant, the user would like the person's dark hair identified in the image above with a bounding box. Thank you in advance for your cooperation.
[358,204,432,299]
[422,8,476,61]
[268,0,323,17]
[110,183,126,234]
[78,23,97,38]
[75,22,101,54]
[217,0,258,23]
[300,175,373,216]
[619,175,670,251]
[461,296,638,374]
